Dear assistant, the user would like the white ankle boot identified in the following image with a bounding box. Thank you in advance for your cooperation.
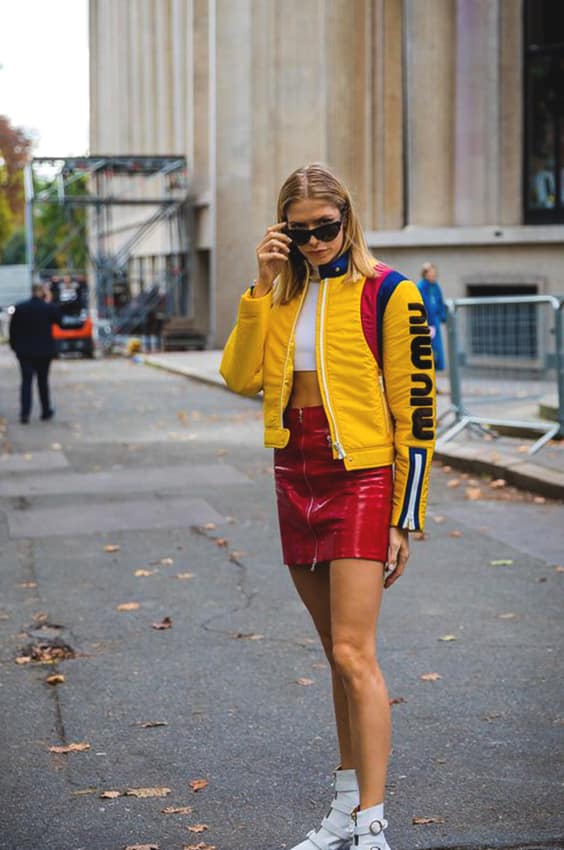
[289,765,359,850]
[351,802,391,849]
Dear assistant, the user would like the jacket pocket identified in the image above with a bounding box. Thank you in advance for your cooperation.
[378,373,393,438]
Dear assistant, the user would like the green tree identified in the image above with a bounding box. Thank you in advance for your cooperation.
[33,175,89,271]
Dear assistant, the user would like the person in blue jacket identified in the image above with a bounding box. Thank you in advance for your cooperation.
[417,262,447,372]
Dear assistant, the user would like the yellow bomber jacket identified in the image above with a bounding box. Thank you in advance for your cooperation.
[219,262,436,531]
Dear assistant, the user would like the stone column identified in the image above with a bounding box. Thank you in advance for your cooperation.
[453,0,500,225]
[213,0,253,345]
[404,0,455,226]
[499,0,522,225]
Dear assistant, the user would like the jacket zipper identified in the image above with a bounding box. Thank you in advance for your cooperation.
[379,373,393,436]
[318,278,346,460]
[280,280,310,428]
[298,408,319,572]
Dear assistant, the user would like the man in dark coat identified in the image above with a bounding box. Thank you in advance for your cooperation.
[9,282,61,424]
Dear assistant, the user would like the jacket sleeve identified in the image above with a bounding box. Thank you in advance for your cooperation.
[9,308,20,351]
[382,280,436,531]
[218,287,272,396]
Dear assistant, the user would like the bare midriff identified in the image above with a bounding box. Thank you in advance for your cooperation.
[288,370,324,409]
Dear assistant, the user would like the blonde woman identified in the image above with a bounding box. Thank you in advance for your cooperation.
[220,163,436,850]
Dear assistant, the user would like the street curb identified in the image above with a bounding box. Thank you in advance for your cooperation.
[141,355,236,395]
[434,445,564,501]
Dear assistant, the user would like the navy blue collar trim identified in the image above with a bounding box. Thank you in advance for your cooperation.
[311,249,350,279]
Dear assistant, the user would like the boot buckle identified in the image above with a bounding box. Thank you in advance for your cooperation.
[369,818,387,834]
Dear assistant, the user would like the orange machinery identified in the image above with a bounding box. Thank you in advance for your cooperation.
[48,275,94,358]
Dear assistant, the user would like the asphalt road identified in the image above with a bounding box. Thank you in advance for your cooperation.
[0,347,562,850]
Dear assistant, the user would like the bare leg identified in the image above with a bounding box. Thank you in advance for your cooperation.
[330,558,390,809]
[287,561,354,769]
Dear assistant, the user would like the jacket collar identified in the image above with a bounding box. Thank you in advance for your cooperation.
[307,249,350,280]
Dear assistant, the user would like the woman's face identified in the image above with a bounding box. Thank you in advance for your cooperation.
[285,198,345,266]
[425,264,438,283]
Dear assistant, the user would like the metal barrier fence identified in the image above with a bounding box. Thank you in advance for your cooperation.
[437,294,564,455]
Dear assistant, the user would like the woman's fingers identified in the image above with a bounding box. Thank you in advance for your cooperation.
[384,530,410,588]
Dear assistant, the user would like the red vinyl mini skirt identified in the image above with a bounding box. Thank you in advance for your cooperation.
[273,405,393,570]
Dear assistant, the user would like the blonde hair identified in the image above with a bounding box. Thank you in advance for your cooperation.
[272,162,379,305]
[421,261,435,279]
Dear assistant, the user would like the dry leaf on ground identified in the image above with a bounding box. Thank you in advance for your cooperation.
[189,778,209,792]
[490,559,514,566]
[490,478,507,488]
[138,720,168,728]
[45,673,65,685]
[498,612,518,619]
[412,815,445,825]
[175,572,194,579]
[432,515,446,524]
[116,602,140,611]
[152,617,172,630]
[162,806,193,814]
[296,677,314,686]
[465,487,482,501]
[420,672,442,681]
[104,544,121,553]
[134,569,156,577]
[215,538,228,547]
[49,742,90,753]
[186,825,209,834]
[233,632,264,640]
[182,844,216,850]
[229,551,246,563]
[554,565,564,573]
[126,787,171,798]
[438,634,457,641]
[448,530,463,538]
[200,523,216,531]
[534,496,546,504]
[100,790,123,799]
[151,557,174,566]
[389,696,407,705]
[124,845,160,850]
[447,479,460,488]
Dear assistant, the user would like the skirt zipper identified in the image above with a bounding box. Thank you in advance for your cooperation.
[299,407,319,572]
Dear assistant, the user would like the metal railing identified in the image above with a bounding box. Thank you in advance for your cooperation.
[437,294,564,455]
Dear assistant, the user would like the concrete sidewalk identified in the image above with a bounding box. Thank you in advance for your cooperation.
[143,350,564,500]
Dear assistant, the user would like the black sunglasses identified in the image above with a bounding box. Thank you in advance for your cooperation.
[285,218,343,246]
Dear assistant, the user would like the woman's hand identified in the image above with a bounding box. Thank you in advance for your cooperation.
[384,527,410,588]
[255,223,292,295]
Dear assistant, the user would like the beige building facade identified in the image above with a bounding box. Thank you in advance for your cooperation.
[89,0,564,346]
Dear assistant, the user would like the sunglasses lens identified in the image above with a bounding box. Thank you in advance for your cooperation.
[317,220,342,242]
[287,229,310,245]
[287,219,342,246]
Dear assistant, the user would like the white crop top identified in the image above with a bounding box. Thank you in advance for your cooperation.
[293,281,320,371]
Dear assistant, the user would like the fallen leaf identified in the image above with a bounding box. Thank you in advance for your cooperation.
[104,544,120,553]
[162,805,193,814]
[138,720,168,728]
[420,672,442,681]
[215,538,228,547]
[51,442,62,450]
[389,696,407,705]
[438,634,457,641]
[296,677,314,686]
[447,479,460,489]
[490,478,507,489]
[124,845,160,850]
[116,602,140,611]
[448,530,463,538]
[175,572,194,579]
[45,673,65,685]
[229,551,247,563]
[134,569,156,577]
[490,559,514,566]
[465,487,482,501]
[17,581,37,588]
[23,452,33,460]
[517,444,529,453]
[150,557,174,566]
[189,778,209,792]
[200,523,216,531]
[126,787,171,798]
[187,825,209,834]
[534,496,546,504]
[233,632,264,640]
[432,515,446,524]
[441,465,452,473]
[152,616,172,630]
[49,742,90,753]
[15,656,32,665]
[412,815,445,825]
[555,565,564,573]
[177,411,188,423]
[100,789,123,799]
[498,612,518,619]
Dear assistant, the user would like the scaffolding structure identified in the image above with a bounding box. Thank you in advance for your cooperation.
[24,155,191,324]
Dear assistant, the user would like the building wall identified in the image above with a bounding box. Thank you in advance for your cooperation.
[89,0,564,346]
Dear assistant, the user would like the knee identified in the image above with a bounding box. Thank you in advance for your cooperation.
[332,640,379,686]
